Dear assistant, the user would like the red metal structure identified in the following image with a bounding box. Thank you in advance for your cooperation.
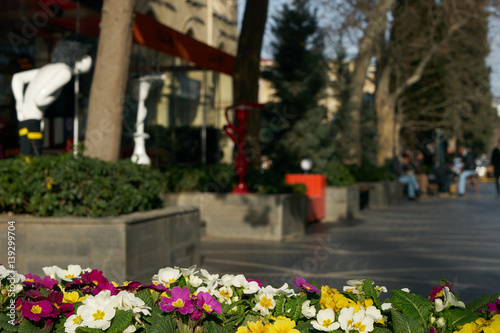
[223,103,264,194]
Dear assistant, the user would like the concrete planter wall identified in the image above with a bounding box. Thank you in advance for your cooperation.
[324,186,360,222]
[1,207,200,283]
[356,181,405,209]
[162,192,307,241]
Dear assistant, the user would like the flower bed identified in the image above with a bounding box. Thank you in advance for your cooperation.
[1,265,499,333]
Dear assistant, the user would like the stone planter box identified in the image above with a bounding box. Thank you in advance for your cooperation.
[356,181,405,209]
[162,192,307,241]
[324,186,360,222]
[0,207,200,283]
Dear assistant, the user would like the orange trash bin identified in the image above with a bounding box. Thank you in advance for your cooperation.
[285,174,326,222]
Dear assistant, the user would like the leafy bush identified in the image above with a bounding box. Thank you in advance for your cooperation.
[164,165,306,194]
[348,162,391,182]
[315,161,355,186]
[0,154,164,217]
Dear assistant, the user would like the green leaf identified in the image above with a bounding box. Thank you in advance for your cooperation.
[363,277,381,308]
[444,308,480,331]
[466,294,499,312]
[75,327,105,333]
[145,314,177,333]
[0,313,18,332]
[202,321,229,333]
[18,320,45,333]
[107,309,134,333]
[391,309,425,333]
[135,289,155,309]
[372,328,393,333]
[391,289,433,329]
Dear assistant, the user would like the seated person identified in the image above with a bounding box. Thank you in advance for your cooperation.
[393,153,421,200]
[457,145,477,196]
[431,162,455,193]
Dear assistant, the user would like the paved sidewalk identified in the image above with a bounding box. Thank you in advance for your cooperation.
[200,183,500,302]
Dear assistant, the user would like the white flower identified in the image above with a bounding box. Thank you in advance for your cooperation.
[111,291,151,316]
[375,286,388,293]
[242,280,261,294]
[196,279,218,296]
[339,307,375,333]
[381,302,393,311]
[64,310,83,333]
[42,266,60,280]
[56,265,82,282]
[188,274,203,288]
[123,324,137,333]
[178,265,197,277]
[401,288,411,293]
[79,296,116,330]
[231,274,248,288]
[436,317,445,328]
[365,305,383,323]
[346,279,364,287]
[435,287,465,312]
[152,267,181,286]
[301,300,317,319]
[252,292,275,316]
[219,274,236,287]
[217,286,234,304]
[199,269,219,284]
[0,266,25,283]
[311,308,339,332]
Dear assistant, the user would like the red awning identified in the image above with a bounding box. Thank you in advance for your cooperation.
[132,12,235,76]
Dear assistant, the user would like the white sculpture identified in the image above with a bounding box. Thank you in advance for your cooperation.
[11,39,92,155]
[130,74,166,165]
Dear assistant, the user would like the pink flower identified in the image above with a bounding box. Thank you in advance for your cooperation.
[196,292,222,315]
[292,276,320,293]
[428,284,453,301]
[21,300,53,321]
[160,286,194,315]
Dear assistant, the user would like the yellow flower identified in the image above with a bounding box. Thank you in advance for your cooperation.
[237,320,269,333]
[484,315,500,333]
[454,318,488,333]
[320,286,354,311]
[268,317,299,333]
[62,291,88,304]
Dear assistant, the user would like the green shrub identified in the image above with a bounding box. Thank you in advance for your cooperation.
[164,165,306,194]
[316,161,355,186]
[0,154,164,217]
[348,163,390,182]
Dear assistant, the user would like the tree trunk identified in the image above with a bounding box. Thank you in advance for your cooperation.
[232,0,269,167]
[84,0,135,162]
[345,0,393,166]
[375,65,396,166]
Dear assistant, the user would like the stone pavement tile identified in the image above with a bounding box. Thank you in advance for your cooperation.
[200,183,500,302]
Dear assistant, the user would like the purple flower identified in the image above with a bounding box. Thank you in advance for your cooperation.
[190,308,203,321]
[292,276,320,293]
[47,291,74,318]
[21,300,53,321]
[160,286,194,315]
[196,291,222,315]
[92,281,118,296]
[428,328,436,333]
[42,276,58,290]
[138,283,169,293]
[23,274,43,288]
[487,302,499,313]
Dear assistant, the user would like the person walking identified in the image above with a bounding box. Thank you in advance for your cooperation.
[491,138,500,195]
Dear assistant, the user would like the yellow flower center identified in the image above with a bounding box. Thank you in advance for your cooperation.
[31,305,42,314]
[203,304,212,312]
[169,278,175,282]
[173,299,185,308]
[220,289,231,299]
[322,319,332,328]
[72,315,82,325]
[92,309,105,321]
[26,278,34,283]
[65,274,75,279]
[354,322,366,332]
[259,297,273,309]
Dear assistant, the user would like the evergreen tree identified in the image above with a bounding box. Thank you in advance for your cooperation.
[261,0,331,172]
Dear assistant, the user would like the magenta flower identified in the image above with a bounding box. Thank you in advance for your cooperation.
[47,291,74,318]
[292,276,320,293]
[138,283,169,293]
[428,328,436,333]
[487,300,500,314]
[247,278,263,288]
[190,308,203,321]
[92,281,118,296]
[118,281,142,292]
[21,300,53,321]
[196,291,222,315]
[23,273,43,288]
[42,276,58,290]
[428,284,453,301]
[160,286,194,315]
